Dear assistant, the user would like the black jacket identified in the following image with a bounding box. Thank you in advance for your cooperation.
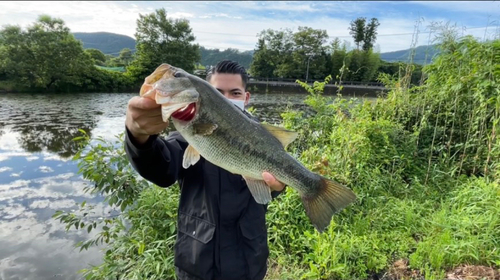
[125,127,279,280]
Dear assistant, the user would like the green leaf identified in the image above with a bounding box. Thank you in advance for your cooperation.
[52,210,63,218]
[138,242,145,255]
[120,201,127,212]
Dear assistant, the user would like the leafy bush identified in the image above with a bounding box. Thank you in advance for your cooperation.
[54,33,500,280]
[265,34,499,279]
[53,132,179,279]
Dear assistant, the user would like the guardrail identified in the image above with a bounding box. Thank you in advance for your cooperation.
[248,77,385,87]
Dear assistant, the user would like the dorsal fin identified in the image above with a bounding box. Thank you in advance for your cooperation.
[261,123,298,149]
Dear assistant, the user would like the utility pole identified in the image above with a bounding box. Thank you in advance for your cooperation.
[305,52,314,83]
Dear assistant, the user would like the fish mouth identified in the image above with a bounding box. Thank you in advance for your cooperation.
[140,64,176,98]
[140,63,199,122]
[171,102,196,121]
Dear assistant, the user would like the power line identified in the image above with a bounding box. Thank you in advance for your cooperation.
[76,25,495,54]
[192,25,494,39]
[194,30,257,37]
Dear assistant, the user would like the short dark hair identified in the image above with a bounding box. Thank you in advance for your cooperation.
[206,60,248,90]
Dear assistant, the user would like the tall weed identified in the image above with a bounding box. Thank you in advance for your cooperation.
[266,32,500,279]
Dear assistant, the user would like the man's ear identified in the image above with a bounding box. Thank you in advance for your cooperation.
[244,91,251,106]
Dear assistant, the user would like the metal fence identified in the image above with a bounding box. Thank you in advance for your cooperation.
[248,77,385,87]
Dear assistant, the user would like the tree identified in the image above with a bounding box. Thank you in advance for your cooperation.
[348,17,380,51]
[344,49,380,82]
[249,38,275,78]
[199,46,253,70]
[349,17,366,50]
[127,8,200,82]
[330,38,350,80]
[250,28,295,78]
[363,18,380,51]
[0,15,93,91]
[85,48,106,65]
[250,27,331,80]
[293,26,330,80]
[118,48,133,66]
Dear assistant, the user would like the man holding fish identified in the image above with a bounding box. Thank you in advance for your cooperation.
[124,60,356,280]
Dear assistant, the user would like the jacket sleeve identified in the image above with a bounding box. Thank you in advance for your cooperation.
[124,127,187,188]
[271,188,286,199]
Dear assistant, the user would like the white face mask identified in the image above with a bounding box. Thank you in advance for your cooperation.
[228,99,245,111]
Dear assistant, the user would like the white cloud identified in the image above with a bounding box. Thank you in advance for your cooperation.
[10,172,23,178]
[0,167,13,173]
[0,1,496,54]
[414,1,500,16]
[0,128,24,153]
[26,156,40,161]
[0,174,94,204]
[170,12,195,19]
[0,1,142,38]
[42,152,71,162]
[0,203,36,219]
[0,179,31,190]
[38,166,54,173]
[29,199,77,209]
[91,116,127,142]
[0,152,32,161]
[0,215,104,279]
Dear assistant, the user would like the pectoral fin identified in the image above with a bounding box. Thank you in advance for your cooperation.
[261,123,298,149]
[242,176,272,204]
[193,123,218,135]
[182,145,201,169]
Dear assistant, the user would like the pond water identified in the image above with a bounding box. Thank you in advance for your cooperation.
[0,92,324,280]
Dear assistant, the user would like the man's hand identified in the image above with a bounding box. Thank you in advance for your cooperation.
[262,172,285,192]
[125,96,170,145]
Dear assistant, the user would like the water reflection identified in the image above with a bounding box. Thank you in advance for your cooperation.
[0,92,313,279]
[0,159,110,280]
[0,92,307,159]
[0,93,137,158]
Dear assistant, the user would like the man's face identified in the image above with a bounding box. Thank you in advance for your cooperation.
[208,73,250,106]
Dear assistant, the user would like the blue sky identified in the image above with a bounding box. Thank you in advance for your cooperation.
[1,1,499,53]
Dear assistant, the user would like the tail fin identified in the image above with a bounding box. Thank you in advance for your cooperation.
[301,177,356,233]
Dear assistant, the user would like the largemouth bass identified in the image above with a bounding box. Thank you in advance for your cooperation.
[140,64,356,232]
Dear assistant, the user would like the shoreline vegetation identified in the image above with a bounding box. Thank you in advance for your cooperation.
[1,12,425,95]
[51,24,500,279]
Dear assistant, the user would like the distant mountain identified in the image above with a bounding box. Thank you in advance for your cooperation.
[72,32,253,67]
[72,32,440,66]
[73,32,136,56]
[380,45,440,65]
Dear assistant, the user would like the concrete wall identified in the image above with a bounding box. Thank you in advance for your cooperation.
[247,82,388,98]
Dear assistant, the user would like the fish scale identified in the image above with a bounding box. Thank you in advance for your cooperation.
[178,111,310,192]
[142,63,357,233]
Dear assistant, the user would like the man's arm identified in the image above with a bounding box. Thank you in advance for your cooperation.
[125,128,186,188]
[124,96,185,188]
